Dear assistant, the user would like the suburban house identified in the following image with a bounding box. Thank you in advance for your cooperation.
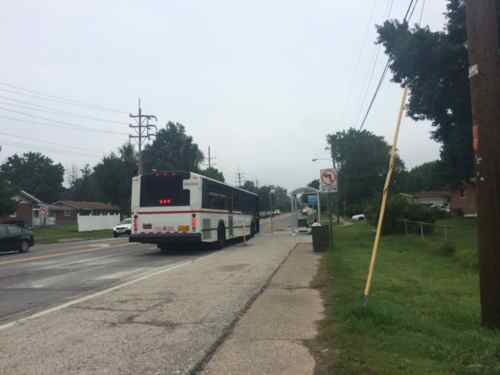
[0,190,62,226]
[450,181,477,217]
[52,201,120,225]
[413,191,451,211]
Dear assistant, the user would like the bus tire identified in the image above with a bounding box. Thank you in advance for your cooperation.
[217,224,226,249]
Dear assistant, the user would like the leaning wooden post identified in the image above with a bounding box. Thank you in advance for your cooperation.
[363,87,408,305]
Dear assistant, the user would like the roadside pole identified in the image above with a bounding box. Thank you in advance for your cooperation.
[316,190,321,223]
[328,193,333,248]
[269,189,274,234]
[464,0,500,328]
[363,87,408,305]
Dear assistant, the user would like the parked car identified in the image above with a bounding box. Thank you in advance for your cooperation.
[351,214,366,221]
[113,218,132,237]
[0,224,34,253]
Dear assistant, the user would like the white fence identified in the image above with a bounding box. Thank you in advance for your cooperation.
[77,213,120,232]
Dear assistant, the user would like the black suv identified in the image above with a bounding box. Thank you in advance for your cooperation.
[0,224,34,253]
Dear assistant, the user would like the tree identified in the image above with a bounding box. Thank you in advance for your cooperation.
[142,122,204,173]
[401,160,448,193]
[258,185,290,212]
[93,143,138,214]
[67,164,101,202]
[0,174,16,216]
[242,180,258,193]
[200,167,225,182]
[308,179,320,190]
[0,152,64,202]
[327,128,404,212]
[376,0,472,186]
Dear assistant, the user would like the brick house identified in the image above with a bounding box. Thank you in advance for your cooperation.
[0,190,59,226]
[450,181,477,217]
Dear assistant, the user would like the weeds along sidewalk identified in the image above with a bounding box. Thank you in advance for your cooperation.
[309,219,500,375]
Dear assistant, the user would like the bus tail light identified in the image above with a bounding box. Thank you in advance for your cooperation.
[191,214,197,232]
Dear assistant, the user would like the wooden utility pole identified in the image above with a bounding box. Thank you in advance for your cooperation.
[464,0,500,328]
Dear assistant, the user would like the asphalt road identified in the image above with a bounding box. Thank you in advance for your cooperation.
[0,237,211,325]
[0,215,291,326]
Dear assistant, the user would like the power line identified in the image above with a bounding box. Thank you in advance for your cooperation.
[357,0,418,130]
[338,0,379,125]
[0,131,99,153]
[0,139,101,159]
[0,81,128,114]
[355,0,396,125]
[0,95,128,125]
[0,106,129,135]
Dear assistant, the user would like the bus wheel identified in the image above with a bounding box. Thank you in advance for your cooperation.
[217,224,226,249]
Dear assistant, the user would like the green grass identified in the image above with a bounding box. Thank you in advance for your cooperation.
[33,224,113,244]
[310,218,500,375]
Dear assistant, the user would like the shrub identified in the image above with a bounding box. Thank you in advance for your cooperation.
[367,195,440,235]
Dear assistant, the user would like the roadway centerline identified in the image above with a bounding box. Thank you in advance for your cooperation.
[0,242,140,267]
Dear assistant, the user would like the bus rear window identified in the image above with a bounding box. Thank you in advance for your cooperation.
[140,174,190,207]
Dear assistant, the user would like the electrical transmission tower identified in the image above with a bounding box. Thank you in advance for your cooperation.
[129,99,157,175]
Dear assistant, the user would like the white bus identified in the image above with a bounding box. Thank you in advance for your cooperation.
[130,171,259,251]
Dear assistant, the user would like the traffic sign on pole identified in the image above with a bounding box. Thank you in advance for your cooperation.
[320,168,337,193]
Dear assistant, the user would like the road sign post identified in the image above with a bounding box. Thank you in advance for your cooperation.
[320,168,337,248]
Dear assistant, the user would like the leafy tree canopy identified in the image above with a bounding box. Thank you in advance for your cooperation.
[308,179,320,190]
[241,180,258,193]
[143,122,204,173]
[200,167,225,182]
[399,160,448,193]
[327,128,404,209]
[257,185,290,212]
[67,164,102,203]
[93,143,138,214]
[0,174,16,216]
[0,152,64,202]
[376,0,471,186]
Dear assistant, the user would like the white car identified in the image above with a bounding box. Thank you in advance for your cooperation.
[351,214,366,221]
[113,218,132,237]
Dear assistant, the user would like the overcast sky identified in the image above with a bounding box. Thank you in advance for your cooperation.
[0,0,448,190]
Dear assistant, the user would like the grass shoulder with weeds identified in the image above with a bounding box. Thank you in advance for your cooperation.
[309,218,500,375]
[33,224,113,244]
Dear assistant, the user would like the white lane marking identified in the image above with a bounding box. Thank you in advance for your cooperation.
[0,260,194,332]
[94,268,146,281]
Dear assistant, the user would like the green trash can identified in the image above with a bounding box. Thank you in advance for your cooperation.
[312,223,329,252]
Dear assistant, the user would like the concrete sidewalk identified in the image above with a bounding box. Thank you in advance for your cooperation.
[202,242,323,375]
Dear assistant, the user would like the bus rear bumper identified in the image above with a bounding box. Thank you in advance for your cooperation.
[129,233,202,245]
